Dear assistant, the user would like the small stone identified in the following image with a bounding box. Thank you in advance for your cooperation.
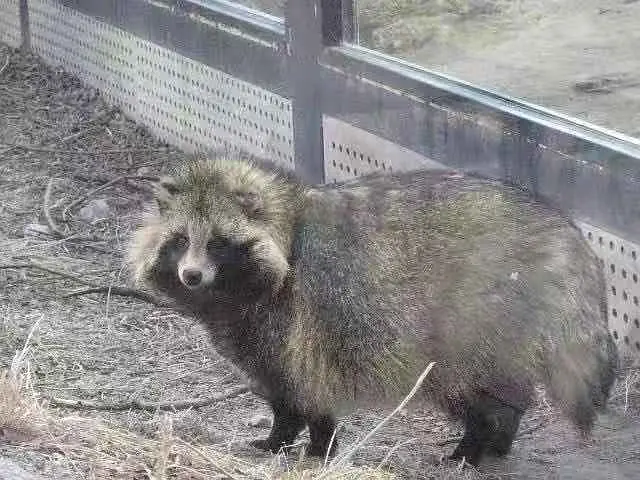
[78,199,111,222]
[247,415,272,428]
[137,166,153,176]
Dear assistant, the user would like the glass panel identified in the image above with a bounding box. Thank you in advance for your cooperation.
[231,0,284,18]
[356,0,640,139]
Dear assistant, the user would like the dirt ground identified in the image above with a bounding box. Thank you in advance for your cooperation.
[243,0,640,139]
[1,42,640,479]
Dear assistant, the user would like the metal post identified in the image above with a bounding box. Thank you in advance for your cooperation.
[19,0,30,51]
[285,0,356,183]
[321,0,343,46]
[285,0,325,184]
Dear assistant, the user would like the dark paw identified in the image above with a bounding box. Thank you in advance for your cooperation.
[249,438,284,454]
[305,439,338,458]
[449,445,482,467]
[486,439,513,457]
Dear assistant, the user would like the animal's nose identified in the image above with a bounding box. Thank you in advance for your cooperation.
[182,269,203,287]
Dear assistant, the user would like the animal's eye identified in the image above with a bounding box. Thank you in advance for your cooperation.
[207,236,232,252]
[244,237,259,249]
[234,190,262,216]
[174,234,189,249]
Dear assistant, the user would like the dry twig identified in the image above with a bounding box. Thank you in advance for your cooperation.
[43,385,250,412]
[62,174,159,220]
[0,145,19,155]
[0,262,168,307]
[0,55,9,76]
[42,178,111,243]
[0,262,90,284]
[60,108,117,143]
[62,286,171,308]
[2,144,169,155]
[43,178,68,238]
[321,362,436,476]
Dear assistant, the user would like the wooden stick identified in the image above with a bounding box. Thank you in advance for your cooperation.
[44,385,250,412]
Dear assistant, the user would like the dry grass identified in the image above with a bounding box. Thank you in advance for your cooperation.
[0,319,408,479]
[611,360,640,415]
[0,318,49,443]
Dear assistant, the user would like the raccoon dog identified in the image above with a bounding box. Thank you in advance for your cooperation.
[127,157,618,466]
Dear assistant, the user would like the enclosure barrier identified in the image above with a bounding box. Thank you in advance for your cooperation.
[2,0,640,361]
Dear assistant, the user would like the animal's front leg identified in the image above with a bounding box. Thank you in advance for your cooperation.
[249,396,306,454]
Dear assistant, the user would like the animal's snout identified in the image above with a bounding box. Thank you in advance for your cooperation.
[181,268,203,288]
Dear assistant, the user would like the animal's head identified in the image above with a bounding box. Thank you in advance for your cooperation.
[127,158,306,302]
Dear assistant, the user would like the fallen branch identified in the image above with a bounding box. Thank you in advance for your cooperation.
[0,262,90,285]
[0,55,9,76]
[0,145,19,156]
[63,174,159,220]
[2,144,169,155]
[0,262,168,308]
[43,385,250,412]
[62,286,171,308]
[43,179,68,238]
[42,178,103,242]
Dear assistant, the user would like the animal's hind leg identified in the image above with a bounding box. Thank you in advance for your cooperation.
[449,404,489,466]
[249,397,306,454]
[484,399,522,457]
[594,332,619,411]
[449,393,523,466]
[306,414,338,458]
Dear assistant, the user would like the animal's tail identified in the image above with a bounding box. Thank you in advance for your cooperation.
[543,331,619,435]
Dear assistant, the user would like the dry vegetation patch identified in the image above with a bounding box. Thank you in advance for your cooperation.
[0,322,403,479]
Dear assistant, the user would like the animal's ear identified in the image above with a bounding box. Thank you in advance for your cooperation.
[234,190,264,218]
[151,176,181,213]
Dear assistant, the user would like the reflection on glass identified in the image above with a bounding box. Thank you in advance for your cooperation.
[230,0,283,18]
[356,0,640,139]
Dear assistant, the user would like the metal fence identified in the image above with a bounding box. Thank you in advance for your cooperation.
[2,0,640,361]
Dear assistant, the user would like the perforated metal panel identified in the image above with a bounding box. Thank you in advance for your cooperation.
[324,118,640,361]
[9,0,639,361]
[322,116,445,182]
[0,0,21,48]
[578,222,640,360]
[28,0,294,166]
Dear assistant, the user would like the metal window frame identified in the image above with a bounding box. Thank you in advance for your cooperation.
[320,43,640,241]
[13,0,640,241]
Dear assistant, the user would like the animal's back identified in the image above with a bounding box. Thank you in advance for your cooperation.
[287,169,614,425]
